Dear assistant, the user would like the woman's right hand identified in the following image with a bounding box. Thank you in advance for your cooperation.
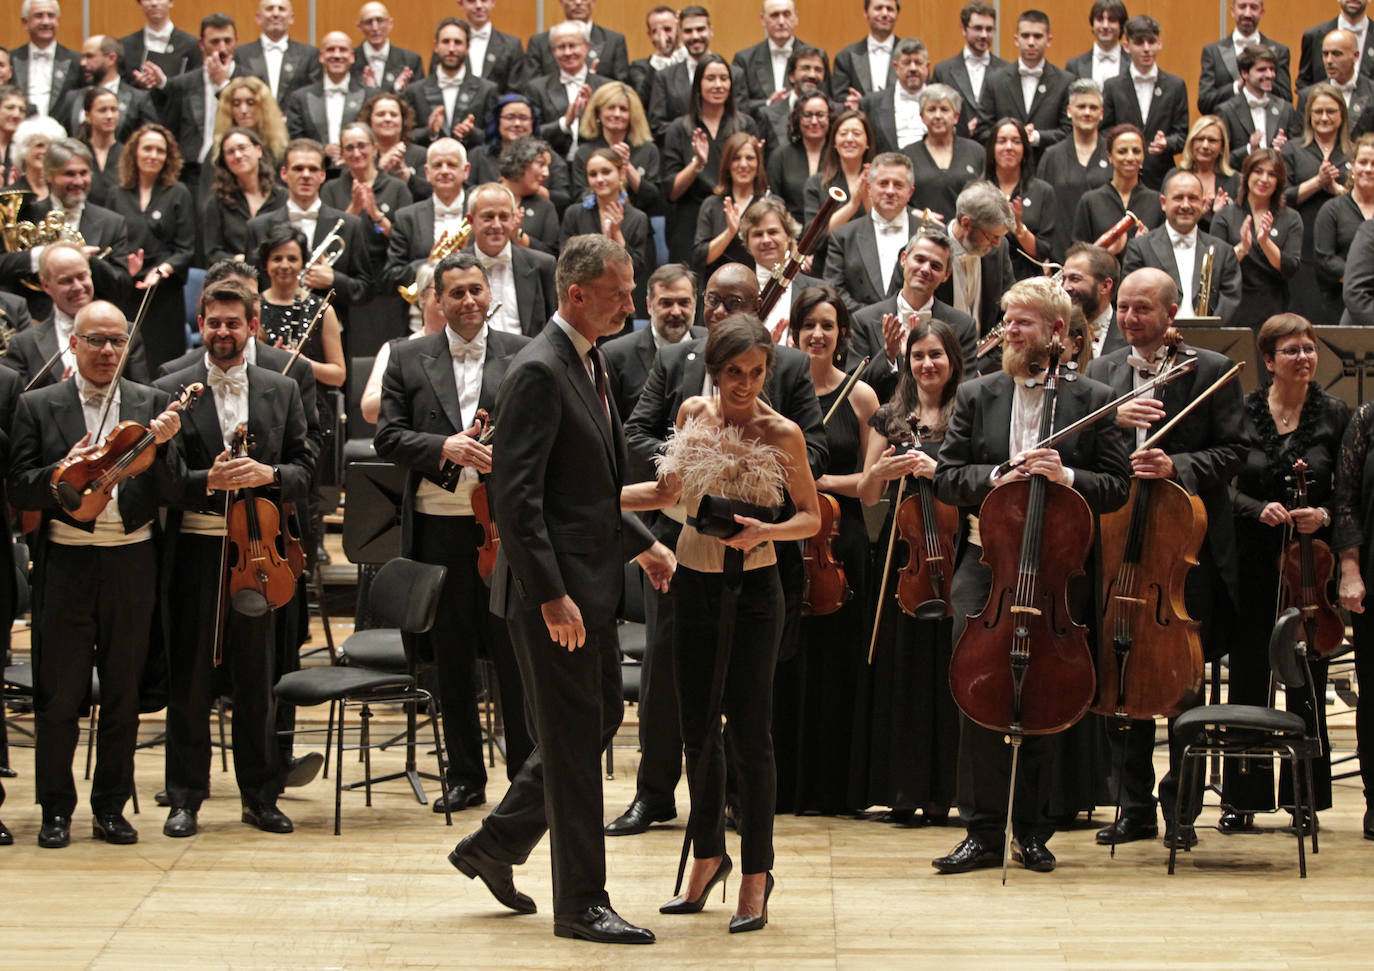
[1259,501,1293,527]
[874,444,930,481]
[691,127,710,171]
[723,195,740,236]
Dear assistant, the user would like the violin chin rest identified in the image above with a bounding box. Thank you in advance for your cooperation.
[231,589,271,617]
[54,480,83,513]
[914,599,948,621]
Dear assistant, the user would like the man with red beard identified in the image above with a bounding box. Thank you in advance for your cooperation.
[931,276,1130,875]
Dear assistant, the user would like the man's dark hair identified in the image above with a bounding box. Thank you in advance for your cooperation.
[435,251,488,292]
[1123,14,1161,42]
[646,263,698,299]
[678,5,710,23]
[1065,242,1120,290]
[1018,9,1050,29]
[1089,0,1128,26]
[435,16,471,43]
[1238,43,1278,75]
[960,1,996,27]
[200,13,236,37]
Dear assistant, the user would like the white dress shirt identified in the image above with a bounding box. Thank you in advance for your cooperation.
[867,35,893,91]
[432,191,468,241]
[1246,92,1271,148]
[894,86,927,148]
[201,69,227,163]
[261,36,289,98]
[287,197,322,241]
[1019,60,1043,115]
[1131,66,1158,123]
[872,209,909,293]
[1168,224,1199,316]
[1127,343,1171,449]
[143,23,175,54]
[436,65,467,122]
[477,242,521,336]
[181,358,251,535]
[53,308,77,378]
[885,291,933,369]
[1089,306,1114,358]
[415,323,488,514]
[26,42,57,116]
[468,25,491,78]
[324,78,350,144]
[1092,45,1123,90]
[363,40,390,83]
[556,65,590,148]
[964,47,991,102]
[769,40,794,93]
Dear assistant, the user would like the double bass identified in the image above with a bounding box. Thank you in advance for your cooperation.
[1278,459,1344,659]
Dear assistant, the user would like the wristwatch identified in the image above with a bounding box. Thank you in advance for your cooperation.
[272,465,282,486]
[1320,507,1331,527]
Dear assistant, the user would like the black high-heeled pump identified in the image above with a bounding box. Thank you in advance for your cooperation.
[660,854,732,914]
[728,871,774,933]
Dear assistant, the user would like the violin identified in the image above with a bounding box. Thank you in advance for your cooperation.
[894,438,959,619]
[1278,459,1344,658]
[224,424,297,616]
[281,501,307,580]
[801,363,869,617]
[51,384,204,520]
[469,408,500,581]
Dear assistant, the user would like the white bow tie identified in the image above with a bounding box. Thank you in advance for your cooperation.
[1097,50,1117,62]
[470,25,491,41]
[875,215,906,235]
[1246,94,1269,110]
[1170,232,1194,249]
[208,366,248,395]
[33,49,52,61]
[1020,65,1043,79]
[433,200,465,219]
[450,336,485,362]
[478,249,511,266]
[437,73,463,90]
[559,72,584,87]
[83,388,110,408]
[906,308,932,325]
[1128,351,1167,377]
[870,40,892,54]
[287,203,319,221]
[264,40,288,54]
[965,52,989,66]
[1133,71,1158,84]
[324,82,349,96]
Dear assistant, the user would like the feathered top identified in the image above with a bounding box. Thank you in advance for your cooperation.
[657,414,788,573]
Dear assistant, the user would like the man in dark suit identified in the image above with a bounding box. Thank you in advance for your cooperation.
[829,0,899,103]
[1199,1,1293,114]
[1064,0,1130,86]
[55,36,158,142]
[1217,44,1302,169]
[609,262,825,839]
[156,280,314,838]
[526,21,611,159]
[353,1,424,93]
[120,0,203,82]
[9,300,183,849]
[849,228,979,401]
[1122,170,1243,322]
[0,361,20,844]
[284,31,373,169]
[930,277,1131,875]
[235,0,320,104]
[1299,1,1374,89]
[383,138,471,291]
[465,183,559,339]
[931,1,1008,139]
[10,0,79,118]
[373,251,533,815]
[1341,217,1374,325]
[458,0,525,94]
[750,45,827,150]
[524,0,630,84]
[404,17,498,150]
[649,6,745,142]
[1084,267,1248,850]
[823,152,919,312]
[446,236,672,944]
[935,181,1015,346]
[862,37,929,154]
[1302,26,1374,129]
[1101,15,1190,189]
[1061,242,1126,358]
[732,0,827,110]
[0,290,33,336]
[975,10,1071,155]
[628,5,681,110]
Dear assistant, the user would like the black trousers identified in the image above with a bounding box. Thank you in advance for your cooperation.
[412,513,531,787]
[34,540,156,817]
[674,564,783,874]
[633,570,684,808]
[472,605,623,919]
[1354,608,1374,807]
[165,533,281,812]
[950,547,1056,846]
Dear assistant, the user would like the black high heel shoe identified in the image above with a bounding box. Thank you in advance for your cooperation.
[728,871,774,933]
[660,854,732,914]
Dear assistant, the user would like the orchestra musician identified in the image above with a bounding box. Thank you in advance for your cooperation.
[372,250,534,813]
[9,300,183,849]
[931,276,1130,874]
[155,280,314,838]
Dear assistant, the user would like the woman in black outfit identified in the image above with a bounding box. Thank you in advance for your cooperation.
[902,84,984,223]
[0,84,22,185]
[693,131,767,281]
[851,320,964,825]
[79,88,123,208]
[497,135,561,257]
[663,53,758,265]
[358,92,432,203]
[1071,123,1164,258]
[1282,83,1352,321]
[1210,148,1302,331]
[787,286,879,815]
[572,81,661,215]
[561,147,654,316]
[766,87,831,226]
[1167,115,1239,235]
[1224,313,1349,834]
[108,123,195,371]
[1314,133,1374,325]
[986,118,1058,277]
[321,121,413,272]
[467,94,573,213]
[203,127,286,265]
[1037,79,1110,259]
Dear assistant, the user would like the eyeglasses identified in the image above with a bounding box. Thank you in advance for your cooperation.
[703,293,749,313]
[800,110,829,120]
[1276,344,1318,358]
[501,112,533,123]
[341,141,372,154]
[74,334,129,350]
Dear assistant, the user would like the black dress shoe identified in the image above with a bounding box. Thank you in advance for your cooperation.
[284,752,324,788]
[728,871,774,933]
[154,789,170,807]
[931,836,1001,874]
[605,799,676,836]
[1364,809,1374,841]
[242,803,294,833]
[433,783,486,814]
[92,813,138,844]
[448,833,536,914]
[1095,815,1159,845]
[0,818,11,845]
[1217,810,1256,834]
[1163,823,1198,849]
[163,808,197,838]
[0,765,16,778]
[38,815,71,848]
[1012,837,1056,872]
[553,905,655,944]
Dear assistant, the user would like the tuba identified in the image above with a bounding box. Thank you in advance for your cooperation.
[398,218,472,304]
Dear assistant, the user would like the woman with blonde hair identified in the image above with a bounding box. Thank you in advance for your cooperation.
[212,76,289,165]
[1168,115,1238,234]
[573,81,660,214]
[1283,82,1353,318]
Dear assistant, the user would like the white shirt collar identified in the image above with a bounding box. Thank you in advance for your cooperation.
[868,35,893,53]
[964,47,990,65]
[287,197,322,219]
[1131,66,1158,83]
[769,39,793,58]
[364,40,390,58]
[1232,28,1259,47]
[1340,14,1370,33]
[262,36,289,53]
[469,24,491,41]
[145,23,173,44]
[324,77,350,94]
[29,41,56,55]
[559,66,588,86]
[1166,224,1197,249]
[552,311,593,361]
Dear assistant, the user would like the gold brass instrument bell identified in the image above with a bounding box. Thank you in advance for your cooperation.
[397,218,472,304]
[1,188,91,291]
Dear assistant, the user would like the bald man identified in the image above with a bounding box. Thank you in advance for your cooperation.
[1303,29,1374,130]
[283,30,375,166]
[353,1,424,92]
[236,0,321,102]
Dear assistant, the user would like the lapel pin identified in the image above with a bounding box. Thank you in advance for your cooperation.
[1038,83,1046,93]
[1154,86,1162,97]
[966,164,975,173]
[151,210,162,220]
[1099,159,1109,167]
[687,352,697,361]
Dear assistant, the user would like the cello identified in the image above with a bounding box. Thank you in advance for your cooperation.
[224,424,297,617]
[1278,459,1344,659]
[948,334,1097,882]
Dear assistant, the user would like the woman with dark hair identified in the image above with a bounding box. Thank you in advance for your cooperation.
[358,92,432,202]
[1315,132,1374,325]
[663,52,758,265]
[561,147,654,316]
[1210,148,1302,330]
[1225,313,1349,834]
[108,123,195,370]
[986,117,1058,276]
[257,222,346,390]
[203,127,287,265]
[850,319,965,825]
[322,121,412,269]
[1037,79,1110,260]
[1166,115,1238,234]
[785,286,879,815]
[693,131,768,280]
[633,313,820,933]
[1283,83,1353,319]
[766,87,831,225]
[1071,123,1164,257]
[497,135,561,256]
[467,94,574,213]
[572,81,661,215]
[904,85,984,223]
[79,88,123,207]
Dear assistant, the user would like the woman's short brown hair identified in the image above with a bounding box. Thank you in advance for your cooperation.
[705,313,775,380]
[1257,313,1316,359]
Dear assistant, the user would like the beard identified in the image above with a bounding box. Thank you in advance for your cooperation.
[1069,288,1100,320]
[1001,333,1050,379]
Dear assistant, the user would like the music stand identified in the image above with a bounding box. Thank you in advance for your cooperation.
[342,461,405,566]
[1172,323,1261,396]
[1311,326,1374,411]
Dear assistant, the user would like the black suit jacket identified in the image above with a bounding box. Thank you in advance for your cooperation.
[10,43,80,116]
[859,86,904,154]
[1300,18,1374,88]
[352,43,425,90]
[931,52,1011,139]
[1,315,151,390]
[976,61,1072,152]
[0,291,33,334]
[1341,218,1374,325]
[55,82,158,142]
[524,23,629,85]
[487,321,653,624]
[0,200,134,315]
[821,210,919,311]
[526,71,611,157]
[284,80,374,146]
[1064,47,1132,82]
[1217,93,1302,168]
[0,367,21,629]
[119,26,203,80]
[1101,70,1190,188]
[1121,226,1243,322]
[236,38,321,101]
[243,204,373,307]
[403,71,499,149]
[732,37,828,106]
[829,37,899,99]
[848,296,978,401]
[474,30,525,94]
[599,325,707,432]
[1199,35,1293,115]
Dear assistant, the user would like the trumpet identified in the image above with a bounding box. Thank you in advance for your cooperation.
[299,218,347,290]
[398,219,473,304]
[1194,245,1215,317]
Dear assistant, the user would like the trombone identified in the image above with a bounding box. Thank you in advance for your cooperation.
[298,218,347,290]
[398,218,472,304]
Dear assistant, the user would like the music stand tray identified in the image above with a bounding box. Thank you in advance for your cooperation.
[1312,326,1374,411]
[1171,324,1260,395]
[342,461,405,565]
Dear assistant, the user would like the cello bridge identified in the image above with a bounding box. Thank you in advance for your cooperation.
[1009,606,1042,616]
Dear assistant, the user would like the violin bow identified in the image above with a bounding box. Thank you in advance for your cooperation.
[822,357,870,426]
[93,275,161,440]
[280,289,335,375]
[1133,361,1245,457]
